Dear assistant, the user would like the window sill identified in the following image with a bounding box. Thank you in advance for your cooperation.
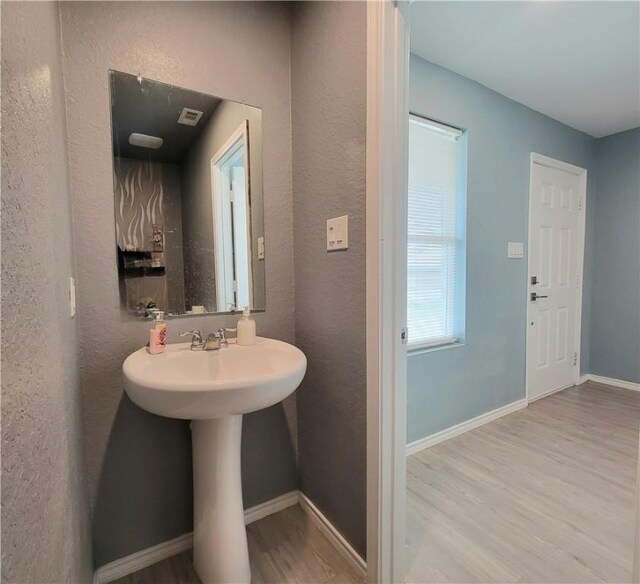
[408,340,465,357]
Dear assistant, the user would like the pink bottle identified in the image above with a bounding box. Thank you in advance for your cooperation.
[148,311,167,354]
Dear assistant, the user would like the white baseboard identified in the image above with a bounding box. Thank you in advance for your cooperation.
[406,398,528,456]
[94,489,367,584]
[527,381,575,403]
[94,532,194,584]
[579,374,640,392]
[243,490,300,525]
[298,492,367,578]
[94,490,299,584]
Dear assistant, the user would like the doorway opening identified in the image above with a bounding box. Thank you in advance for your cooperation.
[373,3,640,583]
[210,120,253,313]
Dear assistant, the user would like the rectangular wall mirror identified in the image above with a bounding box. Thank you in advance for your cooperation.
[109,70,266,318]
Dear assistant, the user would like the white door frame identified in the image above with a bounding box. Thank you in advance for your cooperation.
[210,120,253,312]
[366,1,410,582]
[526,152,587,401]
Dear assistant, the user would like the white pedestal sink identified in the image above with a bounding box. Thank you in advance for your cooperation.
[122,337,306,584]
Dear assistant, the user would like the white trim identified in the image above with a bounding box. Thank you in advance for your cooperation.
[406,399,528,456]
[242,490,300,524]
[408,336,457,352]
[298,492,367,579]
[527,381,574,403]
[408,340,465,357]
[579,374,640,392]
[409,114,463,139]
[94,533,194,584]
[210,119,253,312]
[526,153,587,401]
[93,490,299,584]
[530,152,587,177]
[366,2,410,583]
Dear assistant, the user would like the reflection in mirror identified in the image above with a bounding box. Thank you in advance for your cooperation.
[109,71,265,318]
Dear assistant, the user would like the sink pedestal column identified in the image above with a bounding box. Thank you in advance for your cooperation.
[191,415,251,584]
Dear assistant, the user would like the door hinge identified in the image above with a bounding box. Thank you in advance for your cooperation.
[578,197,583,211]
[401,327,407,344]
[573,352,578,366]
[232,280,237,292]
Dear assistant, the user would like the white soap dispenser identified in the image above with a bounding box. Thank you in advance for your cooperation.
[236,306,256,346]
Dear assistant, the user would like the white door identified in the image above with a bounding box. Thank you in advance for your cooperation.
[527,155,585,401]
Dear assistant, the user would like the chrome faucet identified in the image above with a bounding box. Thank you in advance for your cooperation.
[179,330,204,351]
[181,328,236,351]
[203,332,222,351]
[203,328,232,350]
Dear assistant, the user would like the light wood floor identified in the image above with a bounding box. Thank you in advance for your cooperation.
[406,381,640,583]
[111,382,638,584]
[109,504,364,584]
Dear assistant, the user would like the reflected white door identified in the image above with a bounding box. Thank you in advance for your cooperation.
[527,157,585,401]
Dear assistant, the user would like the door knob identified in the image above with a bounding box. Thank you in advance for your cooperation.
[530,292,548,301]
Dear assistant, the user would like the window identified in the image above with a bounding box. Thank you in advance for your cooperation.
[407,115,466,349]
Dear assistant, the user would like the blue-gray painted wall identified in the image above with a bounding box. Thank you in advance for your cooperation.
[589,128,640,383]
[407,56,596,443]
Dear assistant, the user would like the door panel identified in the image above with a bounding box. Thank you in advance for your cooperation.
[527,161,583,400]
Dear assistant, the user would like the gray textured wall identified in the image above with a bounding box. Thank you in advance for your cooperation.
[291,1,368,558]
[163,163,187,313]
[181,100,265,312]
[590,128,640,383]
[59,1,297,566]
[1,2,93,582]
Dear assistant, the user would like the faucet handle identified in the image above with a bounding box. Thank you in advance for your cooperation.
[180,330,203,350]
[212,328,228,347]
[216,327,238,347]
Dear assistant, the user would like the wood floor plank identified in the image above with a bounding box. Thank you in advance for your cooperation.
[108,504,363,584]
[406,382,640,584]
[106,382,638,584]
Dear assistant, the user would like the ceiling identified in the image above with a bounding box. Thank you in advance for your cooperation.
[111,71,221,163]
[410,1,640,138]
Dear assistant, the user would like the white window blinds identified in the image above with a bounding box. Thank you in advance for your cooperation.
[407,115,463,348]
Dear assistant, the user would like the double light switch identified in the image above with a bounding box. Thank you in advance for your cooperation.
[327,215,349,251]
[507,241,524,259]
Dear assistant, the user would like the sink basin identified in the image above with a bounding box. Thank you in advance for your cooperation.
[123,337,306,419]
[122,337,306,584]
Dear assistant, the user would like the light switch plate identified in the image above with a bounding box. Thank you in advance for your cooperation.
[507,241,524,259]
[327,215,349,251]
[257,237,265,260]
